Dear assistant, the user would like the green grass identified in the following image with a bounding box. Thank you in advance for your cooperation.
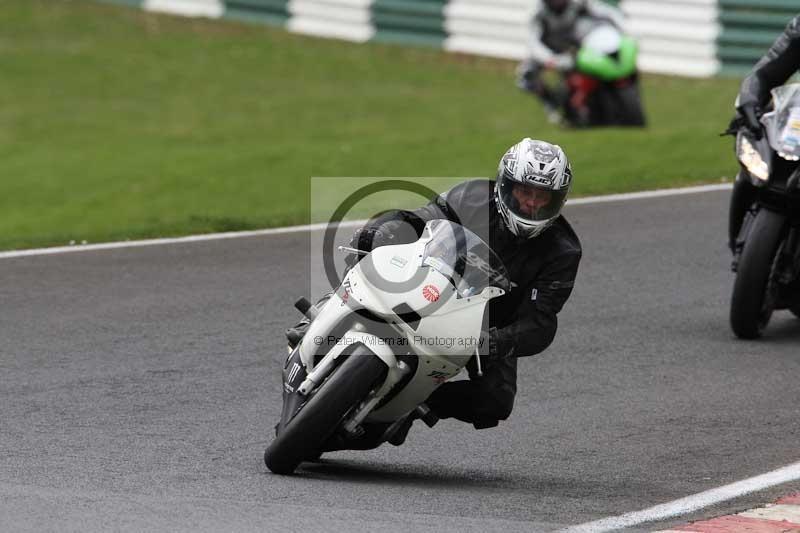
[0,0,742,250]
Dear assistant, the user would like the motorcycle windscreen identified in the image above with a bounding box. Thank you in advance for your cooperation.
[765,84,800,161]
[420,220,511,298]
[576,33,637,81]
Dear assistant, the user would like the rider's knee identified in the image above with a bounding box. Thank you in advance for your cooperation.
[474,391,515,427]
[492,396,515,422]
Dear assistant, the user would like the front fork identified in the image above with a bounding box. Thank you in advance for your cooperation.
[279,332,410,435]
[341,358,410,436]
[295,329,411,436]
[731,208,756,272]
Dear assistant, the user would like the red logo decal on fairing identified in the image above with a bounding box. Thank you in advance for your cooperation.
[422,285,440,302]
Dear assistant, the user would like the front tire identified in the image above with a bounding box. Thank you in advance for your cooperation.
[730,208,786,339]
[264,348,388,475]
[612,82,646,126]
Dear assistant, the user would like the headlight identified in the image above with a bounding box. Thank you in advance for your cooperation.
[738,137,770,181]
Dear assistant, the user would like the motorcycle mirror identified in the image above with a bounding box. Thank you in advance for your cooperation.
[337,245,368,256]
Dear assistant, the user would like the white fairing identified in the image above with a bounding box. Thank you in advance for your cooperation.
[297,220,507,424]
[573,18,622,55]
[762,83,800,161]
[348,244,499,360]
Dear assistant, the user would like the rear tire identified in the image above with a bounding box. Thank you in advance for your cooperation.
[264,348,388,475]
[730,209,786,339]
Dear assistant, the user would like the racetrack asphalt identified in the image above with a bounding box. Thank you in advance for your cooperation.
[1,189,799,532]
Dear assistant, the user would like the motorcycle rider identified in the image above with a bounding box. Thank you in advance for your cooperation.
[287,138,582,442]
[729,14,800,253]
[517,0,627,122]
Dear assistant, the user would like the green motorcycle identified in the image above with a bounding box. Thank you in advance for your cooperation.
[563,21,646,127]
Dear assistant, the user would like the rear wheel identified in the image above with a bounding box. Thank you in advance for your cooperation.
[730,209,786,339]
[264,347,387,475]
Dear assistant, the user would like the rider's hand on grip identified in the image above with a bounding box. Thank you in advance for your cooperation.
[345,226,396,268]
[547,54,574,72]
[349,226,395,252]
[738,103,763,139]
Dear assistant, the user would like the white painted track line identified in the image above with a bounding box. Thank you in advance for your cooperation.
[559,460,800,533]
[0,183,732,260]
[0,221,365,259]
[565,183,732,205]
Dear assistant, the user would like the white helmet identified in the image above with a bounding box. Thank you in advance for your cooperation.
[494,138,572,239]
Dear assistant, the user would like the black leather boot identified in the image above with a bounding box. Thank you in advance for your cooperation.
[285,318,310,350]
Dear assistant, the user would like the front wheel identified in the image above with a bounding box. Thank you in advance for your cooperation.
[611,82,646,126]
[730,208,786,339]
[264,347,388,475]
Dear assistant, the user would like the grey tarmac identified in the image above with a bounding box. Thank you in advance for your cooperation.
[1,189,799,532]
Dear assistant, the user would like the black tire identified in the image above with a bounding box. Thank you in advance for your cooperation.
[730,209,786,339]
[585,83,645,127]
[613,83,646,126]
[264,348,387,475]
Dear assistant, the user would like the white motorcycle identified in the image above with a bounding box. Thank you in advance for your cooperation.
[265,219,510,475]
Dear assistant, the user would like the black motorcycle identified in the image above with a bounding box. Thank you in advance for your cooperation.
[729,84,800,339]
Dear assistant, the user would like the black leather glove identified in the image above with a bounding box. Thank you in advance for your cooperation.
[350,226,395,252]
[737,102,763,139]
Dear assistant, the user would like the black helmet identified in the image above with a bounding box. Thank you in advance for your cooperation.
[544,0,571,15]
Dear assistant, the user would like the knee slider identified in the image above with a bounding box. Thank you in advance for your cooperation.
[475,391,514,424]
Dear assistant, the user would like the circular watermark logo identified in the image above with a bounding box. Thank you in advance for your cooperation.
[320,179,471,318]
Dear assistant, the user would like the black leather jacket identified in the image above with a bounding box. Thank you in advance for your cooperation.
[739,15,800,109]
[354,179,582,358]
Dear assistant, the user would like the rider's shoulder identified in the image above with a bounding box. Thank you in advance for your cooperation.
[443,179,495,201]
[787,15,800,39]
[457,178,495,191]
[433,179,494,218]
[544,216,582,258]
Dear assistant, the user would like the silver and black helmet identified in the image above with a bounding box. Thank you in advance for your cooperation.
[495,138,572,239]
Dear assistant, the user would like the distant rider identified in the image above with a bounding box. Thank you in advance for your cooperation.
[729,14,800,253]
[287,138,582,441]
[517,0,627,122]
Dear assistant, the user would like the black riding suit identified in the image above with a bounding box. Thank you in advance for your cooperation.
[730,15,800,250]
[355,179,582,429]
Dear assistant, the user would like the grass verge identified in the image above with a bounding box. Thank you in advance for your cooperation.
[0,0,741,250]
